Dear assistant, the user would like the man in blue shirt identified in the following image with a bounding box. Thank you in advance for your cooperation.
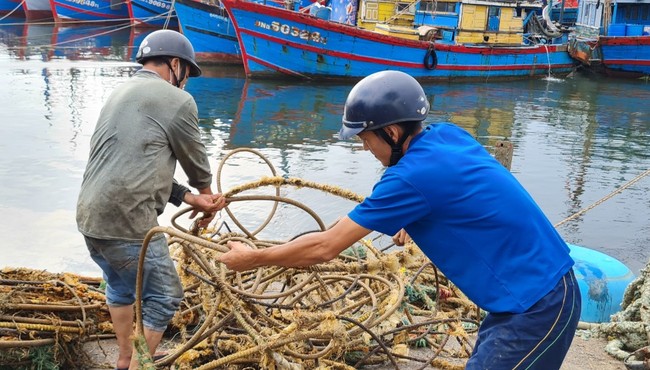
[218,70,581,369]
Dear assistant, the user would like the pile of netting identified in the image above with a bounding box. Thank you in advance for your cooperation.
[586,261,650,369]
[0,267,112,369]
[134,148,482,370]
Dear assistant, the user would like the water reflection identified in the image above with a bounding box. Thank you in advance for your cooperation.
[0,20,156,61]
[0,20,649,276]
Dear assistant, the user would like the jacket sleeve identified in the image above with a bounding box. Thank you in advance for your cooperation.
[169,179,190,207]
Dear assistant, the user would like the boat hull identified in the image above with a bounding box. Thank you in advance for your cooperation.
[128,0,178,28]
[222,0,576,81]
[175,0,241,65]
[50,0,130,23]
[24,0,53,20]
[598,36,650,77]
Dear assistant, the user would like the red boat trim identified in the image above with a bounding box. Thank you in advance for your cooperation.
[240,27,573,71]
[602,59,650,66]
[599,36,650,46]
[239,27,424,69]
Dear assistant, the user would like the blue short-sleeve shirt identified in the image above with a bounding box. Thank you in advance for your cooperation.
[348,123,574,313]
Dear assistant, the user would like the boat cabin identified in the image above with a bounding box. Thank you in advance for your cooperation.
[351,0,549,45]
[574,0,650,38]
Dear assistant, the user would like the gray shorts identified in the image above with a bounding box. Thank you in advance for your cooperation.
[84,235,183,332]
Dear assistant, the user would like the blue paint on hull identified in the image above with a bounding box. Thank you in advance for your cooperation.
[222,0,577,81]
[130,0,178,28]
[599,36,650,76]
[0,0,24,14]
[175,0,241,64]
[52,0,130,22]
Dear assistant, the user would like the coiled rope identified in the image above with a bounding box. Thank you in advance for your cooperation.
[132,148,647,369]
[132,148,479,369]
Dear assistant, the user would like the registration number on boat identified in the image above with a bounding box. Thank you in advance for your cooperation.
[143,0,171,10]
[255,20,327,45]
[66,0,99,8]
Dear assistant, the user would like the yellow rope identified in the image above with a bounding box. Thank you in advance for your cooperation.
[0,321,83,334]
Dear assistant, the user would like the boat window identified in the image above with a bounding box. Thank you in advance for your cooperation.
[361,1,379,21]
[397,2,415,14]
[420,0,456,13]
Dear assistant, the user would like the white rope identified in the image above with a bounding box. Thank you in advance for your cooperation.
[0,0,26,21]
[554,168,650,228]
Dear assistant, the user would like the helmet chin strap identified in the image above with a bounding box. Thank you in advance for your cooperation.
[375,128,409,167]
[164,59,187,88]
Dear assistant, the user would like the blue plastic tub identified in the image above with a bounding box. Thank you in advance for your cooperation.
[607,24,626,36]
[626,24,644,36]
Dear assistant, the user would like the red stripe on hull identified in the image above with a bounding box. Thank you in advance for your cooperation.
[242,28,573,72]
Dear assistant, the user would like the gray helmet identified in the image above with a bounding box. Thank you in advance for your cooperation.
[339,70,429,140]
[136,30,202,77]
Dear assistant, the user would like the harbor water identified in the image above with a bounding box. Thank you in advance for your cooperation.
[0,21,649,278]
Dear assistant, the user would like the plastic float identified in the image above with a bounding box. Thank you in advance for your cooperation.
[568,243,636,323]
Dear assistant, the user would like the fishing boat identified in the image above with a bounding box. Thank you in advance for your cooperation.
[174,0,241,64]
[23,0,53,20]
[49,0,130,23]
[128,0,178,28]
[220,0,577,81]
[568,0,650,77]
[0,0,25,17]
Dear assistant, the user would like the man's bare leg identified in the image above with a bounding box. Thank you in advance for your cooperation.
[108,304,134,370]
[128,327,164,369]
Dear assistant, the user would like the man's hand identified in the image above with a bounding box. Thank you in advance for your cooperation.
[392,229,411,246]
[218,241,257,271]
[185,193,227,228]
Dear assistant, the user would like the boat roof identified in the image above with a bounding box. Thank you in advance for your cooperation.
[458,0,543,8]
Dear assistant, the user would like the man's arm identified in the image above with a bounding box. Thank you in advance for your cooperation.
[218,216,371,271]
[170,180,226,227]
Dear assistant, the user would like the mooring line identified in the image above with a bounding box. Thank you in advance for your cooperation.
[554,168,650,228]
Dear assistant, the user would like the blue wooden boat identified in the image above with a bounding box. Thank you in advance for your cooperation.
[174,0,241,64]
[128,0,178,28]
[49,0,130,23]
[221,0,577,81]
[568,0,650,77]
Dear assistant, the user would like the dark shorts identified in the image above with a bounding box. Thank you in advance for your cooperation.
[466,269,581,370]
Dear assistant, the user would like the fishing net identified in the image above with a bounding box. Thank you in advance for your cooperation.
[0,268,112,369]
